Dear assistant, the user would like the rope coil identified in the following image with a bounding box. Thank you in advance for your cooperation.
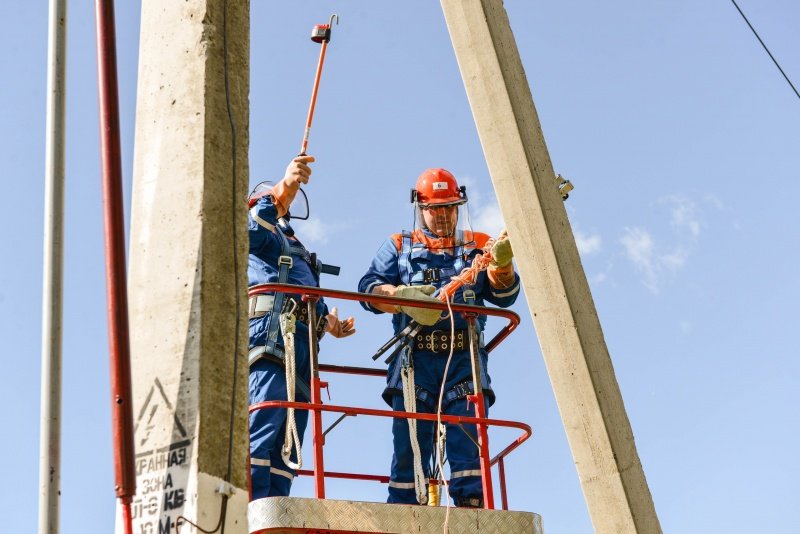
[400,355,428,505]
[279,310,303,471]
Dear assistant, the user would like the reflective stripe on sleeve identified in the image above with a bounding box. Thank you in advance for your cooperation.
[490,284,520,299]
[451,469,482,479]
[250,206,276,232]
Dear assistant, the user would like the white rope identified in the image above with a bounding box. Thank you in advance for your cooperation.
[435,294,457,532]
[279,310,302,471]
[401,358,428,505]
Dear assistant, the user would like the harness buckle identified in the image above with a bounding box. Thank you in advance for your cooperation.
[422,268,441,284]
[282,297,298,317]
[462,289,476,305]
[426,330,444,352]
[278,255,293,268]
[400,346,413,369]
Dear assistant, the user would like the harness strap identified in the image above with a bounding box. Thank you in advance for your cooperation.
[397,230,413,285]
[443,380,475,406]
[259,225,339,359]
[263,225,294,357]
[289,244,341,277]
[397,231,414,332]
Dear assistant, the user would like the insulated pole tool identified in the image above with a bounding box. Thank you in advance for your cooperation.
[300,14,339,156]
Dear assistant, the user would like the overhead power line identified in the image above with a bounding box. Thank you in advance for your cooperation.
[730,0,800,101]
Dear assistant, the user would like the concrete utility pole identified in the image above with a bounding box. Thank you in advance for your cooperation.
[118,0,250,532]
[440,1,662,532]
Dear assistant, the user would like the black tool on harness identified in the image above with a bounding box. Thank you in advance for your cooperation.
[384,323,423,366]
[372,320,420,362]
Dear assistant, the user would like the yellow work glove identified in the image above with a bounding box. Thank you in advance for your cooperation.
[491,232,514,267]
[395,285,442,326]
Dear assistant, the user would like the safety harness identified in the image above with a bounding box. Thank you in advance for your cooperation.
[397,230,468,287]
[248,221,339,468]
[249,223,339,362]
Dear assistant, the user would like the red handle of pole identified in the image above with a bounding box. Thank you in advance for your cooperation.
[300,40,329,155]
[300,15,337,155]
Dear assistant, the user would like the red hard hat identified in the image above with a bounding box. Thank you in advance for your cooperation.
[412,168,466,206]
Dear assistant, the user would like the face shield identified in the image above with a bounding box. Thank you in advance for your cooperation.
[411,196,475,251]
[248,181,310,220]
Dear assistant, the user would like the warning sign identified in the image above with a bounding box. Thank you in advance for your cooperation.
[130,378,193,534]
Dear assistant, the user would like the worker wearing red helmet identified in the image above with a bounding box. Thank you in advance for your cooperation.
[358,168,519,507]
[248,155,355,499]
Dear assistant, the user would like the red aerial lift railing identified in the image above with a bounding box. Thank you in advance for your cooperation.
[248,283,532,511]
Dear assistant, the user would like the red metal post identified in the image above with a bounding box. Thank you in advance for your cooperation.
[498,457,509,511]
[305,296,326,498]
[464,311,495,510]
[469,391,495,509]
[94,0,136,529]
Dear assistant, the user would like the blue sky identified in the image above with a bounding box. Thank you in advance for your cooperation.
[3,1,799,532]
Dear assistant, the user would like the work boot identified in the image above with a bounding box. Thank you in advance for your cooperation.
[454,496,483,508]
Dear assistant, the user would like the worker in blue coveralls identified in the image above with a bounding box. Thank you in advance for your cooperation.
[248,155,355,499]
[358,168,518,508]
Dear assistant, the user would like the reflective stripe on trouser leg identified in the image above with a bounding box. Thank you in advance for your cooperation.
[445,396,489,500]
[388,394,434,504]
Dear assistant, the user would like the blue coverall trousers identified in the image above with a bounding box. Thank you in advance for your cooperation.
[249,356,310,499]
[387,385,489,504]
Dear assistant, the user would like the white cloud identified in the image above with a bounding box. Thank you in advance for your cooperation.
[620,227,655,267]
[295,217,351,245]
[574,229,602,256]
[459,175,484,204]
[660,249,688,270]
[458,175,507,237]
[661,195,701,239]
[621,227,659,292]
[620,226,694,294]
[618,194,712,293]
[471,202,505,237]
[703,193,725,211]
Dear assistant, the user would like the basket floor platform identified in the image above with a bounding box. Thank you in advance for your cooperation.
[248,496,544,534]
